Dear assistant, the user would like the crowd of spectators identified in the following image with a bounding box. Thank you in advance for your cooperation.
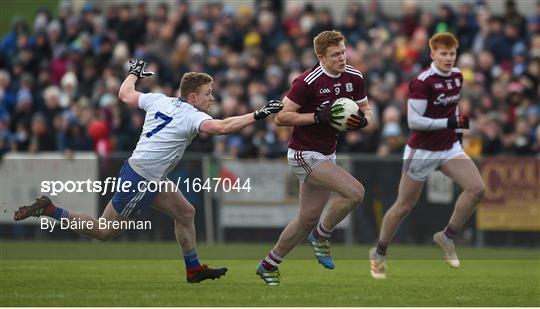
[1,0,539,159]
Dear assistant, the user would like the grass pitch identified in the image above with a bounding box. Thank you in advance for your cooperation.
[1,241,539,306]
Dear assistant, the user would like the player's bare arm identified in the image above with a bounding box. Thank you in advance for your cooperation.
[274,96,317,126]
[199,114,255,135]
[357,100,373,124]
[274,96,353,127]
[118,75,142,108]
[200,100,283,135]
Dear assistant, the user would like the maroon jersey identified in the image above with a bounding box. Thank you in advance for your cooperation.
[286,64,367,155]
[407,64,463,151]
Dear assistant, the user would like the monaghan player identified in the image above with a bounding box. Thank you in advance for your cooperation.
[14,60,283,283]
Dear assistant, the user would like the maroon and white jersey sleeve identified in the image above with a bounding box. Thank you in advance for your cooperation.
[407,79,448,131]
[352,69,368,103]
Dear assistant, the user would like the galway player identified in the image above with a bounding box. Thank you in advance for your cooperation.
[369,33,485,279]
[256,30,372,286]
[14,60,283,283]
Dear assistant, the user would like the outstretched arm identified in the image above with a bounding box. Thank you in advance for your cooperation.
[199,113,256,135]
[200,100,283,135]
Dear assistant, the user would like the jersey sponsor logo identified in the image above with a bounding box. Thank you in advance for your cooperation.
[320,88,331,94]
[434,83,443,89]
[346,82,353,92]
[434,93,460,105]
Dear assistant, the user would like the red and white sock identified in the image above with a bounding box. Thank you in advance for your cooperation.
[311,222,333,241]
[261,250,283,271]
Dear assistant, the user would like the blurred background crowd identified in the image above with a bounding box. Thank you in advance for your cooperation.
[1,0,540,159]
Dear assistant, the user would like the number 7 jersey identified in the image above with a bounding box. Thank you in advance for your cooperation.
[128,93,212,181]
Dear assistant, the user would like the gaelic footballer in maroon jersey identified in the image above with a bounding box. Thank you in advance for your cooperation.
[286,63,368,155]
[370,32,484,280]
[257,30,373,286]
[407,63,464,151]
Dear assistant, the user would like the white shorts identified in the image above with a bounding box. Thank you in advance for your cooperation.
[288,148,336,183]
[402,141,466,182]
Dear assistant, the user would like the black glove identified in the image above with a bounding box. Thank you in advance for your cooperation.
[345,111,368,130]
[128,59,155,79]
[314,101,333,124]
[447,115,469,129]
[456,132,464,145]
[254,100,283,120]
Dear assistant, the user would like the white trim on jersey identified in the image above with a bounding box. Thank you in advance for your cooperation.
[346,65,363,78]
[346,69,363,78]
[418,62,455,81]
[407,98,448,131]
[304,67,323,83]
[430,62,452,77]
[356,96,368,104]
[304,64,365,85]
[305,70,324,85]
[320,64,340,78]
[418,68,436,81]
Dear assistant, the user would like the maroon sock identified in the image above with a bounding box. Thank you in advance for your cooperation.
[444,225,458,239]
[376,241,387,256]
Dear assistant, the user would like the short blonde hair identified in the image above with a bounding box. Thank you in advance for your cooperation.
[429,32,459,51]
[313,30,345,56]
[179,72,213,98]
